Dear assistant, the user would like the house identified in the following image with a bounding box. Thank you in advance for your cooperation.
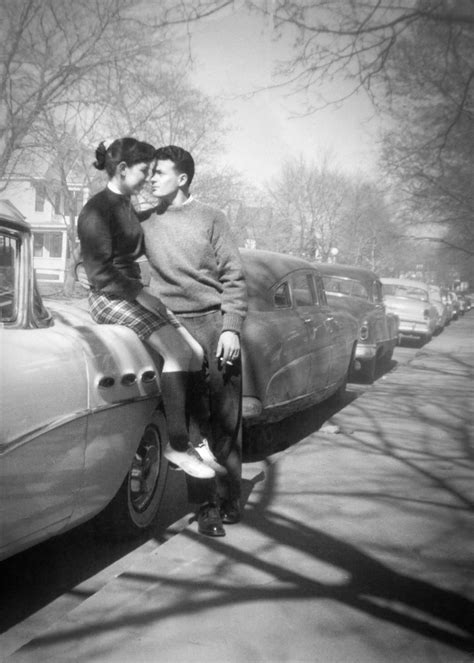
[0,162,91,284]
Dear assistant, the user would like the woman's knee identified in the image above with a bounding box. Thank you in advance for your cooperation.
[146,328,196,369]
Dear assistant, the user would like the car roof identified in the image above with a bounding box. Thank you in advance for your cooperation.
[380,277,429,289]
[240,249,319,290]
[0,199,30,233]
[317,263,380,283]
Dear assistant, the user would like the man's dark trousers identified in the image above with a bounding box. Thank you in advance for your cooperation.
[176,310,242,505]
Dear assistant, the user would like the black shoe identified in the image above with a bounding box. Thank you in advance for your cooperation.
[220,498,241,525]
[197,503,225,537]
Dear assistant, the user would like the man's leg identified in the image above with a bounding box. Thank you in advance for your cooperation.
[177,312,243,526]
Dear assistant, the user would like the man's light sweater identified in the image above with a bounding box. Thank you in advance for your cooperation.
[142,199,247,334]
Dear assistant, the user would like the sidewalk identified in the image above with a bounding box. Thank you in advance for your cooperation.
[6,316,474,663]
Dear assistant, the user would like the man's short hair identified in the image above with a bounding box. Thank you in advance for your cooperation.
[155,145,195,186]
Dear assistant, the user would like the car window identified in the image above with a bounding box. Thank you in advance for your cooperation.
[311,274,327,306]
[273,281,291,308]
[0,232,18,322]
[374,281,383,304]
[383,284,428,302]
[323,276,369,300]
[291,272,316,307]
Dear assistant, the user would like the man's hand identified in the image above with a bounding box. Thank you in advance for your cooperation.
[216,331,241,365]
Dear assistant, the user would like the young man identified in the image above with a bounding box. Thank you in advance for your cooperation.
[142,145,248,537]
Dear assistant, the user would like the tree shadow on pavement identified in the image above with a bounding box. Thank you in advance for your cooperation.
[18,454,473,659]
[12,338,474,659]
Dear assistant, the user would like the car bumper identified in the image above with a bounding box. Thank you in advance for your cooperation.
[355,344,377,360]
[398,321,432,337]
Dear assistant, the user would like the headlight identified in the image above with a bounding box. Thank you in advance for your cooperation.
[423,309,430,319]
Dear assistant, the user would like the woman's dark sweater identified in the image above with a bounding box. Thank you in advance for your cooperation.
[77,187,144,301]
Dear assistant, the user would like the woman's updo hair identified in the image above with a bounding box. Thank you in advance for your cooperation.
[93,137,155,177]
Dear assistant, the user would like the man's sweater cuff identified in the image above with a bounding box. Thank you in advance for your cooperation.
[222,312,244,334]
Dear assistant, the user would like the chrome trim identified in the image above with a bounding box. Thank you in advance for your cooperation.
[0,395,159,456]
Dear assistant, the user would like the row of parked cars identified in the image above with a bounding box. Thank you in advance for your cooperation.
[0,200,470,561]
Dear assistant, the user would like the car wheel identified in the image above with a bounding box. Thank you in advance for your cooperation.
[359,356,376,383]
[94,409,169,539]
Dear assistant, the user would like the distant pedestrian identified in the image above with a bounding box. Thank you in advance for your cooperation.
[142,145,248,537]
[77,137,215,479]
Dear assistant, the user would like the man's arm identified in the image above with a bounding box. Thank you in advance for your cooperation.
[211,210,248,363]
[211,210,248,334]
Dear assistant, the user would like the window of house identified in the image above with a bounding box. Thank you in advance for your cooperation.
[35,183,46,212]
[33,232,63,258]
[53,192,61,215]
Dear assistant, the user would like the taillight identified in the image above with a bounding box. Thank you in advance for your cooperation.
[359,323,369,341]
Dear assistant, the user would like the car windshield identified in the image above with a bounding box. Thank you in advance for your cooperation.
[0,232,18,322]
[323,276,369,300]
[383,284,428,302]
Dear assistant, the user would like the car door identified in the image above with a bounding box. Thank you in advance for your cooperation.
[261,277,315,407]
[0,325,88,555]
[290,270,332,395]
[313,273,351,388]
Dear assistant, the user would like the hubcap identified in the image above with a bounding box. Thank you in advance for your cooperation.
[129,427,161,512]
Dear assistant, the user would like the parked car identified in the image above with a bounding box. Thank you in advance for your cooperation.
[1,207,358,561]
[381,277,439,344]
[440,288,453,323]
[447,290,461,320]
[456,292,469,315]
[428,285,449,332]
[239,250,359,426]
[317,264,399,383]
[0,202,167,562]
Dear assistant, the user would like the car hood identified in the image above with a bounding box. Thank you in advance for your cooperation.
[325,293,371,322]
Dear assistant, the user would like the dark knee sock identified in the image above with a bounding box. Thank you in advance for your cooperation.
[187,369,212,442]
[160,371,189,452]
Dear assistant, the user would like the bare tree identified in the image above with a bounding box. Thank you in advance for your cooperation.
[0,0,231,181]
[244,0,474,269]
[263,156,351,260]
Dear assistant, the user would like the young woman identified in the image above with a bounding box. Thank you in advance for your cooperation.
[77,137,218,479]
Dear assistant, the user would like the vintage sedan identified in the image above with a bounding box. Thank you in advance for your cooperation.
[0,202,168,562]
[318,264,399,383]
[239,250,359,427]
[381,277,439,344]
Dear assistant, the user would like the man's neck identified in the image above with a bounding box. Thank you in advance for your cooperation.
[167,189,191,207]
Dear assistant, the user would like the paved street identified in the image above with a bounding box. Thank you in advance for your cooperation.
[2,314,473,663]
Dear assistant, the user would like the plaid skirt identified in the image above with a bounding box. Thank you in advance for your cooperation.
[89,291,180,340]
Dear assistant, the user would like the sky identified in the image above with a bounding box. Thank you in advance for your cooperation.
[179,5,382,187]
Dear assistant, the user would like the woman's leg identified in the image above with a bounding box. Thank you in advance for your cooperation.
[145,325,199,451]
[144,325,215,479]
